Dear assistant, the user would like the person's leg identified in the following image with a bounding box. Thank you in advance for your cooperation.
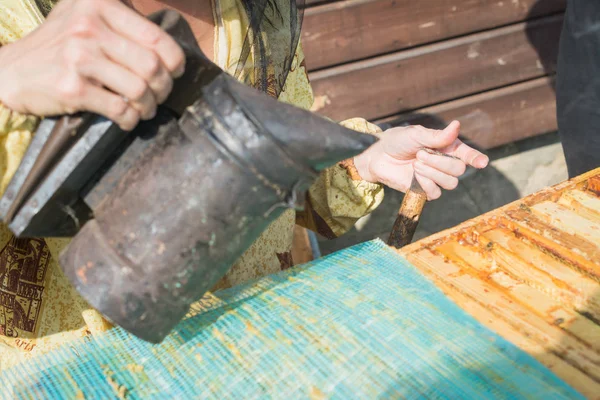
[556,0,600,178]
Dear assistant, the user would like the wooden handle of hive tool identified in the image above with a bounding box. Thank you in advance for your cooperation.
[387,149,461,249]
[387,175,427,249]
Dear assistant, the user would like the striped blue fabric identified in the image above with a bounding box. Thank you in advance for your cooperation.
[0,240,583,399]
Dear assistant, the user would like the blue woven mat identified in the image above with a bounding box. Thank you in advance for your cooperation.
[1,240,583,399]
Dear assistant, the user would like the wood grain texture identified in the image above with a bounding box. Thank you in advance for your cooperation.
[377,76,557,150]
[399,167,600,398]
[302,0,566,70]
[408,257,600,399]
[309,15,563,121]
[388,187,426,248]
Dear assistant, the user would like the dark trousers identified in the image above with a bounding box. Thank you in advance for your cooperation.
[556,1,600,178]
[556,0,600,177]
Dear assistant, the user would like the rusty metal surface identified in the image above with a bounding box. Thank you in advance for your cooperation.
[399,168,600,398]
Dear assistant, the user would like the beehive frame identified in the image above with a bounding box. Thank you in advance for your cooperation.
[399,168,600,398]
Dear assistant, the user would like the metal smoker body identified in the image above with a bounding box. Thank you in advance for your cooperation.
[0,10,376,343]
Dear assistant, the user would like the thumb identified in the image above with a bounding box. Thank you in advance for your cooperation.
[413,120,460,149]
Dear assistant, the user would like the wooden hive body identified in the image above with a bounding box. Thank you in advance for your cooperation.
[399,168,600,398]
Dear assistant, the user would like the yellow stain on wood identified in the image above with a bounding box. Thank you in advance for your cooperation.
[559,190,600,222]
[399,167,600,398]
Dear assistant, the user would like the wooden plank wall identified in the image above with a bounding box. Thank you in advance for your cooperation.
[301,0,566,150]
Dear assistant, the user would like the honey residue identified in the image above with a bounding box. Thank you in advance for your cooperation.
[103,367,128,399]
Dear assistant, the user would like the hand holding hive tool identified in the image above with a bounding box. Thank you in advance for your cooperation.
[0,10,377,343]
[388,149,461,249]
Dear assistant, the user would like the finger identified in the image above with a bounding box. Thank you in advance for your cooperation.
[78,85,140,130]
[445,141,489,169]
[80,58,157,120]
[416,150,466,176]
[100,2,186,77]
[99,26,173,104]
[410,120,461,149]
[414,161,459,191]
[415,172,442,201]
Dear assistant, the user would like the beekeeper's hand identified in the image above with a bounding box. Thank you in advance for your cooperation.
[0,0,185,130]
[354,121,489,200]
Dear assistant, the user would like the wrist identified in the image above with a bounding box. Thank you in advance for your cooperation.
[351,152,377,183]
[0,45,19,109]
